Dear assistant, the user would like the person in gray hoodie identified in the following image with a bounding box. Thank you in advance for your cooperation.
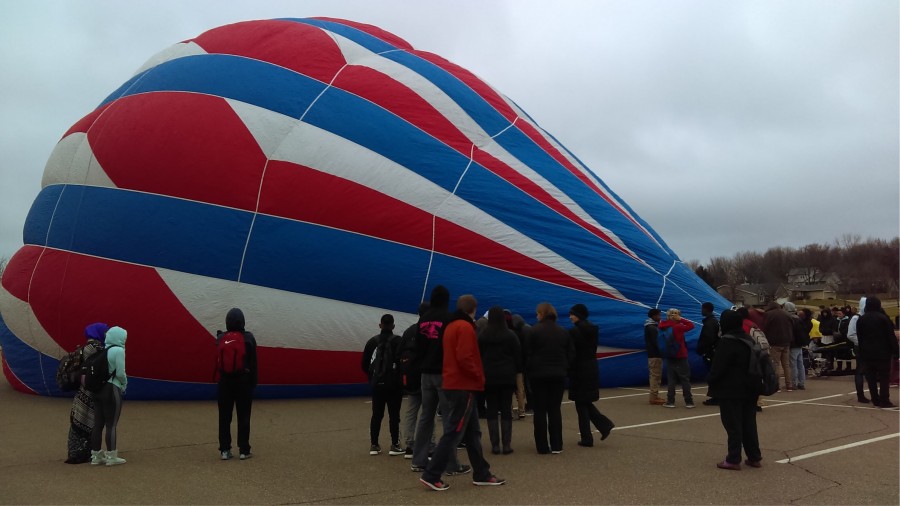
[90,326,128,466]
[846,297,870,403]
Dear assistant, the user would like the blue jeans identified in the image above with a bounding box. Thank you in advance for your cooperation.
[411,373,460,470]
[790,348,805,388]
[422,390,492,482]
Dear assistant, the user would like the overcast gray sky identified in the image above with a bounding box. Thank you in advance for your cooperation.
[1,0,897,265]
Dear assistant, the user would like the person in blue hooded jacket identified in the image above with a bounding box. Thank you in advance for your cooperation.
[90,325,128,466]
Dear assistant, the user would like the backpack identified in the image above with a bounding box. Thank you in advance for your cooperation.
[81,346,115,393]
[56,346,86,391]
[727,334,779,396]
[369,337,398,388]
[748,326,770,350]
[657,326,679,359]
[217,331,247,376]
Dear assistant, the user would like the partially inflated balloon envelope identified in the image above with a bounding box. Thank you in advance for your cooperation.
[0,18,730,399]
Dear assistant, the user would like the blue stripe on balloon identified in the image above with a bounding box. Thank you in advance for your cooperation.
[25,185,251,281]
[283,18,400,54]
[99,54,328,117]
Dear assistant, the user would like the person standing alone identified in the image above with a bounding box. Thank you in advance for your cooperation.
[216,308,258,461]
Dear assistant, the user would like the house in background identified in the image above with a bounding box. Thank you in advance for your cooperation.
[717,283,772,307]
[784,267,840,300]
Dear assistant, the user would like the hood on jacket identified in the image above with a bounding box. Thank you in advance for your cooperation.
[858,297,867,316]
[720,310,743,334]
[105,326,127,347]
[84,322,109,343]
[429,285,450,310]
[450,308,475,325]
[226,308,246,332]
[865,297,882,314]
[644,318,658,327]
[782,301,797,314]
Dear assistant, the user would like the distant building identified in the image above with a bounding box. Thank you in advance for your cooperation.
[717,284,772,307]
[786,268,841,287]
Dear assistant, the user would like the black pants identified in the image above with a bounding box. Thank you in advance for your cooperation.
[718,397,761,465]
[370,386,403,445]
[90,383,123,451]
[218,375,254,454]
[574,401,614,445]
[484,384,515,421]
[864,358,892,406]
[530,376,565,453]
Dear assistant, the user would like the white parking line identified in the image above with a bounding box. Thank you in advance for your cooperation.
[776,433,900,464]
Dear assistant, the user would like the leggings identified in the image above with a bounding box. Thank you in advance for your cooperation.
[90,383,123,451]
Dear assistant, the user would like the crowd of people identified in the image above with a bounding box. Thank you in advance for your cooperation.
[58,287,898,488]
[362,285,620,490]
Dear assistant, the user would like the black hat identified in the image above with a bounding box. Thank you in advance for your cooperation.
[569,304,589,320]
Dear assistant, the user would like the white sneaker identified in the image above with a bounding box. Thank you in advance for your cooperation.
[221,450,233,460]
[90,450,106,465]
[105,450,126,466]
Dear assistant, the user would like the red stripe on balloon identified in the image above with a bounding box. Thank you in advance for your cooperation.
[86,92,266,212]
[191,20,347,83]
[22,247,216,382]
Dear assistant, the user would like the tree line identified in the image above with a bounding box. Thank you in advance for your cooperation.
[687,235,899,298]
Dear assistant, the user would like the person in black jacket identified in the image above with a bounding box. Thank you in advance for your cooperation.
[410,285,468,474]
[568,304,614,447]
[857,297,899,408]
[644,309,665,405]
[361,314,404,456]
[708,310,762,471]
[525,302,574,454]
[217,307,258,461]
[698,302,721,406]
[478,306,522,455]
[399,302,430,458]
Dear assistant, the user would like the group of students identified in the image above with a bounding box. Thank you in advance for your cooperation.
[361,285,617,491]
[63,308,259,466]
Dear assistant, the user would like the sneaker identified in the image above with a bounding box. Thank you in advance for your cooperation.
[389,444,405,456]
[457,441,467,449]
[649,397,666,405]
[858,397,871,404]
[685,403,696,409]
[663,403,676,408]
[369,444,381,455]
[716,460,741,470]
[880,401,897,409]
[239,452,252,460]
[410,464,426,472]
[786,388,794,392]
[577,440,593,447]
[446,464,472,476]
[220,450,233,461]
[420,477,450,491]
[473,475,506,486]
[797,385,805,390]
[404,447,413,459]
[702,398,719,406]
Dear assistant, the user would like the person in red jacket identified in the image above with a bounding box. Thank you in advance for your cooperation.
[660,308,696,408]
[419,294,505,491]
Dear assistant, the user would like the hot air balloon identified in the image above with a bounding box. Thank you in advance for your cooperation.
[0,17,731,399]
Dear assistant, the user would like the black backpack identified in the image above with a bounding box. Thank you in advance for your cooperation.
[81,346,116,392]
[726,334,779,396]
[369,337,399,388]
[56,346,85,391]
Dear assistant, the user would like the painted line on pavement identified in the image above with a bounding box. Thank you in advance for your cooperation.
[776,433,900,464]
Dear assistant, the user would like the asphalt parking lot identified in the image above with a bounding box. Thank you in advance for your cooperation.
[1,373,897,505]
